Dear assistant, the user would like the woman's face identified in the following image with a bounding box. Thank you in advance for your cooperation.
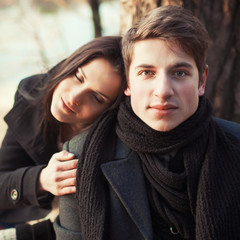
[51,58,122,131]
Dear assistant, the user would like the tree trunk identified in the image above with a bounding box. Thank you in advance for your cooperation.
[89,0,102,37]
[182,0,240,122]
[120,0,240,122]
[120,0,157,34]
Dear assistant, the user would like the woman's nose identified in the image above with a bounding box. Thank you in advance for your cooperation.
[69,86,87,106]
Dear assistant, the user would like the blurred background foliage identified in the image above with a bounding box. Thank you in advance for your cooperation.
[0,0,119,142]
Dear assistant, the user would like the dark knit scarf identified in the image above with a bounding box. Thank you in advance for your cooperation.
[76,108,118,240]
[116,96,240,239]
[76,96,240,240]
[116,97,211,238]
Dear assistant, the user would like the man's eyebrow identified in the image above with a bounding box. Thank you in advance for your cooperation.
[80,68,111,101]
[134,62,194,70]
[172,62,193,69]
[134,64,155,70]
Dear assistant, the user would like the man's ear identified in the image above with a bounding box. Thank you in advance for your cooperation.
[198,65,208,96]
[124,86,131,96]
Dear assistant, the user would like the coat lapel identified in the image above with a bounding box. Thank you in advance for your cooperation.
[4,75,57,164]
[4,98,57,164]
[101,140,153,240]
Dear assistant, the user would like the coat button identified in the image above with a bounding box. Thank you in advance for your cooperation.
[170,226,179,235]
[10,189,19,201]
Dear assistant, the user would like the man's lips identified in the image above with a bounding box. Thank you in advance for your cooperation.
[150,104,178,111]
[149,104,178,116]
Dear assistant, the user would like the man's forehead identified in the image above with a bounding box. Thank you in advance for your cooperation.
[130,39,196,69]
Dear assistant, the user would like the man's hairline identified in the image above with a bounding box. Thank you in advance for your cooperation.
[126,38,204,84]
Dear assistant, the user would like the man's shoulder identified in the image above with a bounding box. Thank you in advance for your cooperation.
[115,138,133,160]
[213,117,240,140]
[63,129,90,157]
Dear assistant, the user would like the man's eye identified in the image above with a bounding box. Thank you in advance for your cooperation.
[138,70,155,78]
[174,71,186,77]
[141,70,153,76]
[74,73,83,83]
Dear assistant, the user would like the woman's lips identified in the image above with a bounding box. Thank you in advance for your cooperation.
[61,97,76,113]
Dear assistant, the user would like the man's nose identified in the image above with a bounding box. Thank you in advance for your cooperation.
[153,72,174,99]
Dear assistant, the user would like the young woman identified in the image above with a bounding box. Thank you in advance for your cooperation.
[0,36,126,239]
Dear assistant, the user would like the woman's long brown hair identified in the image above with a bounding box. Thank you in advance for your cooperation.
[38,36,126,145]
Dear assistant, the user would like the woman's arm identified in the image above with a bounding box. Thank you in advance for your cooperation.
[0,127,53,209]
[0,127,79,208]
[38,150,78,196]
[0,75,53,209]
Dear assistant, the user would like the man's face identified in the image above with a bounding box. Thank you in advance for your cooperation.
[125,39,207,132]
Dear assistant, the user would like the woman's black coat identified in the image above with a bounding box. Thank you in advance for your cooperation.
[0,74,57,223]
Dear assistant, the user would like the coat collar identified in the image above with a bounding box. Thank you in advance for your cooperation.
[101,139,153,240]
[4,75,58,164]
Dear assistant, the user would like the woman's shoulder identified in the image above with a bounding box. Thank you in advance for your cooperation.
[17,73,48,96]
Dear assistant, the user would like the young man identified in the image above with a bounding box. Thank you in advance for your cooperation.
[54,5,240,240]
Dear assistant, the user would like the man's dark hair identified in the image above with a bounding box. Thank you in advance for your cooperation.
[122,5,210,80]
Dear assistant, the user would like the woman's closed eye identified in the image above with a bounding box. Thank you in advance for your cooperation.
[74,73,83,83]
[92,93,103,104]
